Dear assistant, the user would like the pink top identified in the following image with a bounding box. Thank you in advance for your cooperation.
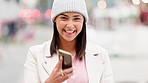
[67,56,89,83]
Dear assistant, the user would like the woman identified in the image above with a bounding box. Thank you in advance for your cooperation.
[24,0,114,83]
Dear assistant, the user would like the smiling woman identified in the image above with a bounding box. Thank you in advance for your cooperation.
[54,12,84,42]
[23,0,114,83]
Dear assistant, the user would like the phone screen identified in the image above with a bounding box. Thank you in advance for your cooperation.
[58,49,72,70]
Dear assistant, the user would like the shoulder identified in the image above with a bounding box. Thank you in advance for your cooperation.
[86,43,110,60]
[29,40,50,54]
[86,43,108,54]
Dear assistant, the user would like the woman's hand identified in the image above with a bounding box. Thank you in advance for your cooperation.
[44,57,73,83]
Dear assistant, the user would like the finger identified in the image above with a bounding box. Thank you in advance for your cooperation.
[58,72,74,82]
[66,72,73,78]
[53,56,63,72]
[63,67,73,74]
[58,56,63,69]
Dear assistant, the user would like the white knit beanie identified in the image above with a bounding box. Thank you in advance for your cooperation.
[51,0,88,23]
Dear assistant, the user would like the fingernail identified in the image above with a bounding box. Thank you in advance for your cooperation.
[73,66,76,69]
[73,69,76,74]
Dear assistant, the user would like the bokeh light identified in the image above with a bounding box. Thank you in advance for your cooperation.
[132,0,140,5]
[97,0,107,9]
[19,9,41,24]
[45,9,51,19]
[32,9,40,18]
[142,0,148,3]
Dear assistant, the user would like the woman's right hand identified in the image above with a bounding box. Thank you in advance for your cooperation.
[44,57,73,83]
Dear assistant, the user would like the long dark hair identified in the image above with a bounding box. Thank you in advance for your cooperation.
[50,20,86,61]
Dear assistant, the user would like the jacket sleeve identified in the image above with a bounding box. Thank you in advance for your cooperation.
[23,49,41,83]
[100,49,114,83]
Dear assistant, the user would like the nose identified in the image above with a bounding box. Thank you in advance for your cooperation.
[66,20,74,28]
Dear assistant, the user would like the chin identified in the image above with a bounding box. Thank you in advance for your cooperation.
[65,39,75,42]
[64,37,76,42]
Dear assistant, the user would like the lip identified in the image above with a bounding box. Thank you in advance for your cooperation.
[63,30,76,36]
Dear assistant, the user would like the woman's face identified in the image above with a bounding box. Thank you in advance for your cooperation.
[54,12,84,42]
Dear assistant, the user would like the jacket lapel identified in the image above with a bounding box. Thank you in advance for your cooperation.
[41,40,57,75]
[85,44,106,83]
[42,55,58,75]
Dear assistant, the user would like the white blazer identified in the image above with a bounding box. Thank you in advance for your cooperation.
[24,40,114,83]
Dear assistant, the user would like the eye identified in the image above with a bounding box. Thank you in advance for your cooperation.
[60,17,68,20]
[74,18,81,21]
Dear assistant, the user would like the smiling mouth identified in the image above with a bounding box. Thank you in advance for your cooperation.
[64,30,76,34]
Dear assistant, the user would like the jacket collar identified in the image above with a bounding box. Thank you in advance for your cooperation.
[44,40,51,57]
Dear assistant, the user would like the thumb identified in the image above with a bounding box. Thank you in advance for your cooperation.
[58,56,63,69]
[54,56,63,71]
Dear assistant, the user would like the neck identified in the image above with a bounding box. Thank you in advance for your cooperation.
[59,39,76,56]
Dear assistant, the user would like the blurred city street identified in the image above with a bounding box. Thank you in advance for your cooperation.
[0,0,148,83]
[0,25,52,83]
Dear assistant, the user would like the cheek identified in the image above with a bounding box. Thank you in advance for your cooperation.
[76,23,83,32]
[56,21,66,31]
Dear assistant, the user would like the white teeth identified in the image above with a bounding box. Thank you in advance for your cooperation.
[66,31,74,33]
[64,30,75,33]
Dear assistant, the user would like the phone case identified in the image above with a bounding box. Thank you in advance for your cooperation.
[58,49,72,70]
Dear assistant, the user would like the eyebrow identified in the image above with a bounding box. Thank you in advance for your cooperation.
[73,15,81,18]
[59,13,68,17]
[59,13,82,17]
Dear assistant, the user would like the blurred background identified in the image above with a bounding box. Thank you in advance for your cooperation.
[0,0,148,83]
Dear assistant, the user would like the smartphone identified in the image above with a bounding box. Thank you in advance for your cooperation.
[57,49,72,70]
